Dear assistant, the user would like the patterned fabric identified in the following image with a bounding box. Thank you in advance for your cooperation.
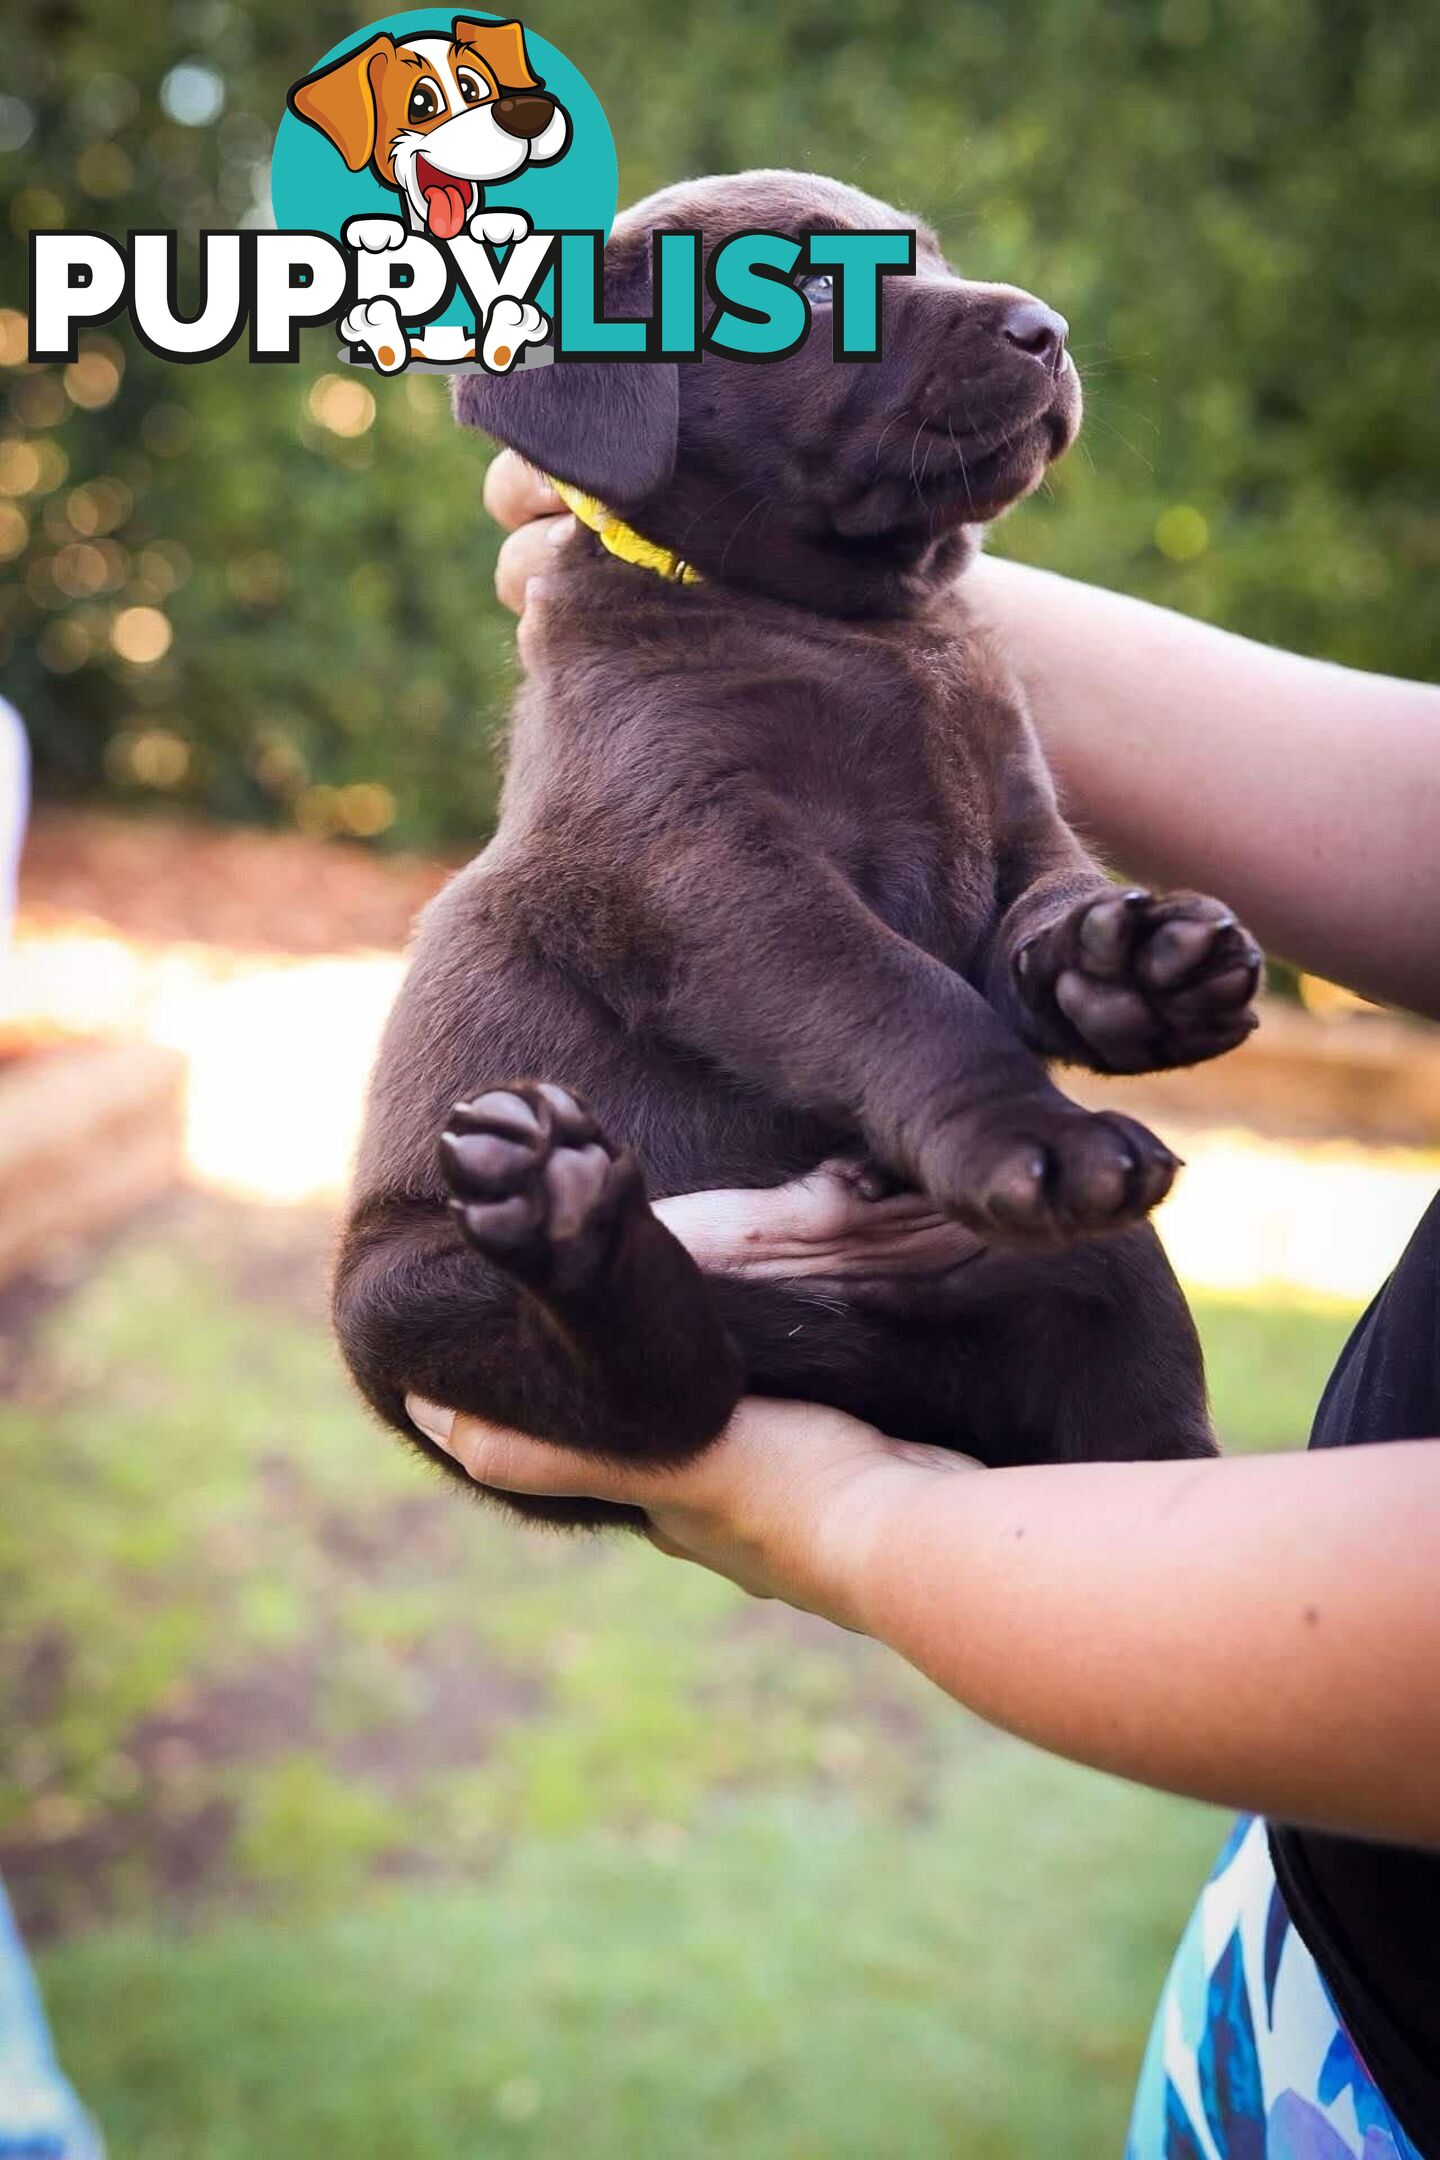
[0,1885,103,2160]
[1127,1817,1426,2160]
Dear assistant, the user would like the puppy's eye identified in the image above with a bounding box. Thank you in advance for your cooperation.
[799,272,835,307]
[407,80,441,124]
[455,68,487,105]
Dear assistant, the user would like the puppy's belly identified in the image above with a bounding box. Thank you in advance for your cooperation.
[544,1035,848,1203]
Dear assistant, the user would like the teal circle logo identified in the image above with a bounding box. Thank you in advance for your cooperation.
[271,12,617,356]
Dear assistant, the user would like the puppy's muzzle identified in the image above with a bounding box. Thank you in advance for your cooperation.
[494,92,558,141]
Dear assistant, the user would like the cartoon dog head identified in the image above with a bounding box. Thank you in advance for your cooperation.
[288,17,571,240]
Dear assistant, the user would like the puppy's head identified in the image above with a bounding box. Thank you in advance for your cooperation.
[289,17,571,240]
[457,170,1081,609]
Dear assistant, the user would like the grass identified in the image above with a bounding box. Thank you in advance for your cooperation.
[40,1767,1220,2160]
[0,1203,1361,2155]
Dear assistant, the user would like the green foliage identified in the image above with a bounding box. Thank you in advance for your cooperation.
[40,1772,1223,2158]
[0,1209,1357,2148]
[1,1214,1354,1938]
[0,1204,1352,1946]
[1189,1287,1359,1455]
[2,0,1436,848]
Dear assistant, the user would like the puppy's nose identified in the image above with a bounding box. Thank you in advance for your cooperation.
[999,298,1069,372]
[493,93,556,140]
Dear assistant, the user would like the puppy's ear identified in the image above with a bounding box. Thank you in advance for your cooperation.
[456,360,678,504]
[456,240,677,503]
[288,34,395,173]
[452,18,540,92]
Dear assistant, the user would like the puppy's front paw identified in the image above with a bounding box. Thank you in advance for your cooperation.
[342,215,408,254]
[481,296,549,373]
[1016,890,1262,1073]
[339,296,408,374]
[469,208,532,247]
[439,1082,641,1294]
[921,1099,1179,1247]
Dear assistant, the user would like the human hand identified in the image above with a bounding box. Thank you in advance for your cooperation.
[484,450,575,654]
[406,1392,977,1630]
[652,1159,985,1285]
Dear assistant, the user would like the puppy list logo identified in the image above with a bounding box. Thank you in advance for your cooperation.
[276,11,609,375]
[27,11,916,376]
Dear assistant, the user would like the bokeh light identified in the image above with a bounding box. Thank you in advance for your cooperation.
[38,617,95,673]
[77,142,135,198]
[336,782,397,837]
[227,551,287,605]
[135,540,192,598]
[10,373,69,428]
[0,440,41,496]
[0,502,28,561]
[0,95,35,153]
[66,478,134,535]
[307,375,377,439]
[9,187,62,236]
[160,63,227,127]
[1154,504,1210,561]
[111,606,174,664]
[105,726,191,788]
[64,347,124,411]
[52,541,125,598]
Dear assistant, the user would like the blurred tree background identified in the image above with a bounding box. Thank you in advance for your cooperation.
[2,0,1436,852]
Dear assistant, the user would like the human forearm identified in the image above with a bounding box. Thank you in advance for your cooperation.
[844,1439,1440,1845]
[484,456,1440,1015]
[968,556,1440,1019]
[412,1364,1440,1848]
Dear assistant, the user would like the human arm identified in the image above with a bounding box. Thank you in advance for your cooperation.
[483,454,1440,1019]
[409,1387,1440,1849]
[964,555,1440,1020]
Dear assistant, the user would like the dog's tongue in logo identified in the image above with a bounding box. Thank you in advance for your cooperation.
[415,154,472,241]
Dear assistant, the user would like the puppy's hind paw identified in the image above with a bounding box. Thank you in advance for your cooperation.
[439,1081,642,1294]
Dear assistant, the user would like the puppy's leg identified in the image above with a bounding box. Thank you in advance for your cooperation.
[334,1081,743,1528]
[644,804,1180,1247]
[987,731,1263,1075]
[937,1229,1218,1464]
[692,1237,1217,1467]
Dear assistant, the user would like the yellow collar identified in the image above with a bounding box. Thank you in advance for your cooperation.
[548,477,702,585]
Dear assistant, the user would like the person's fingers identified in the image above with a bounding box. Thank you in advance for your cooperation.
[407,1395,639,1497]
[652,1167,883,1267]
[654,1165,981,1279]
[483,450,562,532]
[406,1395,722,1506]
[495,516,576,618]
[645,1523,689,1560]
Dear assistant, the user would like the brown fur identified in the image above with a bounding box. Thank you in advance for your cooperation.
[334,172,1264,1525]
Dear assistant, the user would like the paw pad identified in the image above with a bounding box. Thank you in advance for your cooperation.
[439,1081,637,1290]
[1019,889,1262,1073]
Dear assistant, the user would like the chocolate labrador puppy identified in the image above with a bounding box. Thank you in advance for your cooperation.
[335,170,1262,1527]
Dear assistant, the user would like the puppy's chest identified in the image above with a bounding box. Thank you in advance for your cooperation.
[768,632,1006,958]
[519,610,1010,968]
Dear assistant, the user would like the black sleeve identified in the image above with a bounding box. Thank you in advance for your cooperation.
[1268,1191,1440,2156]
